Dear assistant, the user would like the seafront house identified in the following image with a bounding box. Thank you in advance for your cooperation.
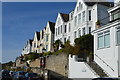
[22,39,33,55]
[92,0,120,77]
[39,30,44,53]
[33,21,55,53]
[44,21,55,52]
[32,31,40,53]
[55,13,69,44]
[55,0,113,45]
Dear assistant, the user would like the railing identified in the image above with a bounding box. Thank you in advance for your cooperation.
[84,62,99,77]
[95,54,114,72]
[98,10,120,26]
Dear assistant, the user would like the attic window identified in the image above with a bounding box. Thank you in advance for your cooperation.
[77,7,79,12]
[79,2,82,10]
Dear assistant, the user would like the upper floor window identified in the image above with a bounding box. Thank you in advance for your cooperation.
[77,7,79,12]
[89,27,91,34]
[64,25,67,33]
[82,27,85,35]
[56,28,57,36]
[34,43,36,48]
[111,9,120,21]
[74,16,77,26]
[69,23,71,32]
[78,29,81,37]
[78,13,81,24]
[98,30,110,49]
[61,25,62,33]
[46,45,48,52]
[82,11,85,22]
[64,38,66,43]
[74,31,77,39]
[79,2,83,10]
[68,36,70,41]
[117,27,120,45]
[46,35,49,42]
[57,18,61,26]
[58,27,60,35]
[89,10,91,21]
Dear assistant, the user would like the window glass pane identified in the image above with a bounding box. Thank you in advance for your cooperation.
[82,11,85,22]
[89,27,91,34]
[78,29,81,37]
[56,28,57,36]
[69,23,71,32]
[64,25,67,33]
[98,36,104,48]
[89,10,91,21]
[46,45,48,51]
[82,28,85,35]
[104,34,110,47]
[46,35,49,42]
[58,27,60,35]
[117,30,120,44]
[78,13,81,24]
[74,31,77,39]
[74,16,77,26]
[61,25,62,33]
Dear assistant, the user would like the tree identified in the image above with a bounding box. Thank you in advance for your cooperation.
[53,39,63,52]
[63,40,74,54]
[74,34,94,59]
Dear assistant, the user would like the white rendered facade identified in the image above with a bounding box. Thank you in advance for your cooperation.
[32,32,40,53]
[22,39,33,55]
[92,1,120,77]
[55,0,112,44]
[44,21,55,52]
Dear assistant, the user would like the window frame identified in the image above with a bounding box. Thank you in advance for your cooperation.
[97,30,110,49]
[116,26,120,45]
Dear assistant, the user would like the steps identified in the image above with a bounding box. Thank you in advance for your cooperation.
[86,61,108,77]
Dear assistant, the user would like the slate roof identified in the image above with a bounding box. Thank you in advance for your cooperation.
[42,30,44,39]
[36,32,40,41]
[48,21,55,34]
[60,13,69,22]
[29,39,33,46]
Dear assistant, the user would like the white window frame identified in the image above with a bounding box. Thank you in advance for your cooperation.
[116,26,120,45]
[97,30,110,49]
[78,13,81,24]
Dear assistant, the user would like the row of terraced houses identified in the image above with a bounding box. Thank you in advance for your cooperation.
[21,0,120,78]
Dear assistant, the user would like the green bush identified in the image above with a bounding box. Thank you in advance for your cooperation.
[52,49,63,55]
[25,53,40,61]
[43,51,51,56]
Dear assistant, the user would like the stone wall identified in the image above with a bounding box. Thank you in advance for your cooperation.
[45,53,69,77]
[29,58,40,68]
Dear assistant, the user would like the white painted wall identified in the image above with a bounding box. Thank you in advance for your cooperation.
[93,21,120,77]
[68,55,98,78]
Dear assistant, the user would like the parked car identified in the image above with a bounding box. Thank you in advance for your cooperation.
[13,71,27,80]
[25,73,40,80]
[92,77,120,80]
[1,70,12,80]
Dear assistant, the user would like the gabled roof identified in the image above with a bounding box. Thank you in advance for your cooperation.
[83,0,114,7]
[48,21,55,34]
[29,39,33,46]
[35,32,40,41]
[42,30,44,39]
[60,13,69,22]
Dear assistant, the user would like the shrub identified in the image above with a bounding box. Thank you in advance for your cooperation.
[52,49,63,55]
[43,51,51,56]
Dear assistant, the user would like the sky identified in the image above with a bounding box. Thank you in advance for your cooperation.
[2,2,76,63]
[2,0,114,63]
